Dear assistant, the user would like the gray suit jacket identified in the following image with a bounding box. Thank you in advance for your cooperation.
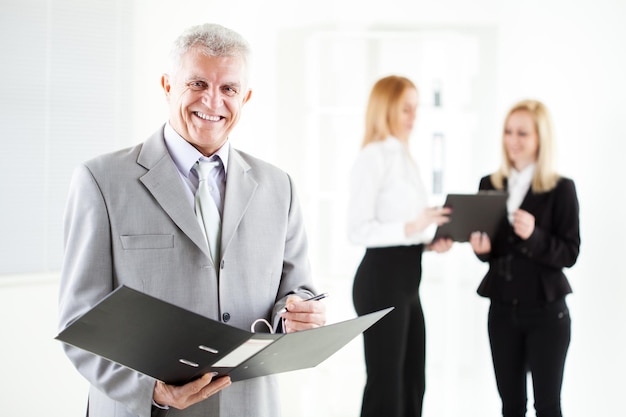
[58,126,316,417]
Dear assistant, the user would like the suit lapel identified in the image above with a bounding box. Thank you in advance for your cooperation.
[506,177,543,215]
[520,190,544,215]
[137,129,210,258]
[221,150,258,259]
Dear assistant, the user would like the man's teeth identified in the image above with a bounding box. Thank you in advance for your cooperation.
[195,112,221,121]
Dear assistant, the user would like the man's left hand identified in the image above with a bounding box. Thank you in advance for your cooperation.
[280,295,327,333]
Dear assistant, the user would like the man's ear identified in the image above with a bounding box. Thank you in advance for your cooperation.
[161,74,171,97]
[242,88,252,105]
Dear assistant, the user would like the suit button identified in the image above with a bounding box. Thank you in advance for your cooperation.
[222,312,231,323]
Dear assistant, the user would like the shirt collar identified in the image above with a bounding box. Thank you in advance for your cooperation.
[509,163,535,188]
[163,122,230,178]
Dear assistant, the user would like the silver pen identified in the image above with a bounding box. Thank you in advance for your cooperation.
[278,292,328,314]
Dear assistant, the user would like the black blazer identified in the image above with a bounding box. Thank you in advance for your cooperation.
[475,175,580,304]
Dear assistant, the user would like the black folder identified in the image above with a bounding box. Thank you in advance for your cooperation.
[56,285,392,385]
[433,192,508,242]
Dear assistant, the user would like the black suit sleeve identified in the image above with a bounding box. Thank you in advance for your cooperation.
[519,178,580,269]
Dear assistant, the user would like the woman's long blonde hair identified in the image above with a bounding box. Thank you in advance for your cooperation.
[491,99,560,193]
[361,75,417,148]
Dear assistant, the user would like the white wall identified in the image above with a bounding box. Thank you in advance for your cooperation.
[2,0,625,416]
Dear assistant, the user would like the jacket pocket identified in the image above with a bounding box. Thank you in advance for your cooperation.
[120,234,174,250]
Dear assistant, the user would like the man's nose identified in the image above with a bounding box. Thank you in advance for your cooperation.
[202,89,222,108]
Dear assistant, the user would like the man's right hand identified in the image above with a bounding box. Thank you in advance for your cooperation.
[153,373,232,409]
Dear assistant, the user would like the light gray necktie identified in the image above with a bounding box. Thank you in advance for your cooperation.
[194,160,222,267]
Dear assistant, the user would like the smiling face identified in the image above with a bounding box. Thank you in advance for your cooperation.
[503,109,539,170]
[161,47,252,156]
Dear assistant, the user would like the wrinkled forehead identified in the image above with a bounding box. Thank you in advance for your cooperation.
[171,43,249,76]
[175,47,250,88]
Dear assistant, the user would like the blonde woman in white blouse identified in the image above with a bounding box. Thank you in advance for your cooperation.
[347,75,452,417]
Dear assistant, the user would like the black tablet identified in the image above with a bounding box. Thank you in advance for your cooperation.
[433,192,508,242]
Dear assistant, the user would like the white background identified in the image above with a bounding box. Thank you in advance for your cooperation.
[1,0,625,415]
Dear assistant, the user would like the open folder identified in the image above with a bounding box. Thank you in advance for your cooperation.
[56,285,392,385]
[433,192,508,242]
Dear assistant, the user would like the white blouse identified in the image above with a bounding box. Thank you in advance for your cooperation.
[507,163,535,223]
[347,137,432,248]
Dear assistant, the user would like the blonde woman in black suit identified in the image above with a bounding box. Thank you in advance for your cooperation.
[470,99,580,417]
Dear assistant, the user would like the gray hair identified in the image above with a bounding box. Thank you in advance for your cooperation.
[167,23,251,76]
